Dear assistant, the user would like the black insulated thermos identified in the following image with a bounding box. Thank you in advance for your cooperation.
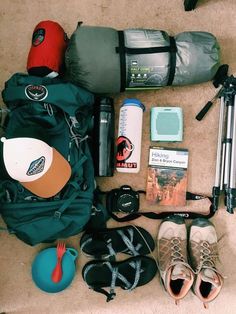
[93,97,115,177]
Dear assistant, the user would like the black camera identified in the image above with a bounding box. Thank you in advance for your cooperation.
[106,185,140,214]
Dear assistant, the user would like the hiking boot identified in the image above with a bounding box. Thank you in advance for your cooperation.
[157,216,194,303]
[189,218,224,308]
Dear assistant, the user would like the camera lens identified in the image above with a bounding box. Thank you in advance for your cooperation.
[117,193,139,213]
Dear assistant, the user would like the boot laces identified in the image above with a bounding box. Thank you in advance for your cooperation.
[196,241,218,272]
[171,237,185,263]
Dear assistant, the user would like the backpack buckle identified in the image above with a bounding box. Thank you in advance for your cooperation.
[54,211,61,219]
[91,205,101,216]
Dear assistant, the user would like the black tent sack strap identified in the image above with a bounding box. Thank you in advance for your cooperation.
[80,225,155,259]
[82,256,158,302]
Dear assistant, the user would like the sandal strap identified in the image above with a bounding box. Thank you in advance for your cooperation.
[105,228,142,257]
[106,239,117,258]
[81,235,117,258]
[80,237,92,252]
[106,262,131,289]
[107,260,142,300]
[117,228,142,256]
[127,260,142,290]
[82,227,143,258]
[92,287,116,302]
[84,259,142,302]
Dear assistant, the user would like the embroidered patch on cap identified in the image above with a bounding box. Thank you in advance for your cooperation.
[26,156,45,176]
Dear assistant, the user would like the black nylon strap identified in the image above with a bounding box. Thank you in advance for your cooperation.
[167,36,177,86]
[116,31,126,92]
[92,287,116,302]
[124,46,175,54]
[105,190,214,221]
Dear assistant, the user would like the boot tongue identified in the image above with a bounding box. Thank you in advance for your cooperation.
[200,268,221,287]
[171,264,192,281]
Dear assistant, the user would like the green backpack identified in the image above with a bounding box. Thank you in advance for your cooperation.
[0,73,107,246]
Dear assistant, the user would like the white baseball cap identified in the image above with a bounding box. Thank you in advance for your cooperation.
[1,137,71,198]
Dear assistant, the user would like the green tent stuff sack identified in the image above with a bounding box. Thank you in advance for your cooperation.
[0,73,107,246]
[65,24,220,93]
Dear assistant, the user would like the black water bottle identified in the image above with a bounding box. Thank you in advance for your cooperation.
[93,97,115,176]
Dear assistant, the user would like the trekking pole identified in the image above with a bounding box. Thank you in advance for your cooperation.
[212,96,226,212]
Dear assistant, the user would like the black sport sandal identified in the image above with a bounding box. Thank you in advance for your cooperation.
[80,225,155,258]
[82,255,158,301]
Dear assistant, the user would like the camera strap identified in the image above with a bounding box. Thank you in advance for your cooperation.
[101,189,214,221]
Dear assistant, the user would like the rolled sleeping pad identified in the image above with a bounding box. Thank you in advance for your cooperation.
[65,24,220,94]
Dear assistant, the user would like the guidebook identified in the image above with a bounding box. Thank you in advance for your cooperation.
[146,146,189,206]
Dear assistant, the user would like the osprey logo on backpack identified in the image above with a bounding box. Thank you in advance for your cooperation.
[25,85,48,101]
[26,156,45,176]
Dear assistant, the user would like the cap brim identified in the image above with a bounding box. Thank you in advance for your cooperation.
[21,148,71,198]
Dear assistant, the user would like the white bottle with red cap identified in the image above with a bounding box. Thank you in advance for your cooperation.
[116,98,145,173]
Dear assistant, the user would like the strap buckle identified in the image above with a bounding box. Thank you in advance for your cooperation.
[54,211,61,219]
